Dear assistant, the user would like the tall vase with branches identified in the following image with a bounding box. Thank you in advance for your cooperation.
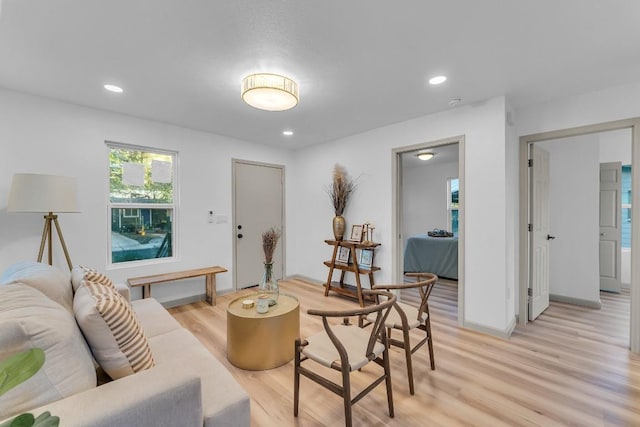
[325,164,356,240]
[258,227,281,306]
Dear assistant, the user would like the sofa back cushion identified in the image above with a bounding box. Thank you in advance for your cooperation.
[74,280,155,379]
[0,284,97,419]
[0,261,73,314]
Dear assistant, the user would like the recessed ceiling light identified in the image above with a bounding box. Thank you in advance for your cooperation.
[283,130,294,136]
[104,84,123,93]
[429,75,447,85]
[417,152,435,161]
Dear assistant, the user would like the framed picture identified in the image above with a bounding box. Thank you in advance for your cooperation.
[358,248,374,269]
[337,246,351,263]
[349,224,364,242]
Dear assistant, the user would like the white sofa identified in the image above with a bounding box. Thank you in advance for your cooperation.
[0,262,250,427]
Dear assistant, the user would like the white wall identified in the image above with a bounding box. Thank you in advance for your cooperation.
[290,96,511,333]
[0,89,519,335]
[599,128,632,164]
[402,160,458,239]
[505,103,518,325]
[0,89,295,303]
[538,135,601,304]
[515,81,640,316]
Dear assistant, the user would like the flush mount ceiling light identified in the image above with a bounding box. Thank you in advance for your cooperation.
[429,75,447,85]
[104,84,123,93]
[282,130,294,136]
[241,73,299,111]
[417,151,435,161]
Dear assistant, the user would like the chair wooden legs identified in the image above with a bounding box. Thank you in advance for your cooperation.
[387,320,436,395]
[382,346,394,418]
[402,326,416,395]
[342,366,352,427]
[424,314,435,370]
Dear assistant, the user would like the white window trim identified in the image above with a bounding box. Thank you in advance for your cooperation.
[106,141,179,269]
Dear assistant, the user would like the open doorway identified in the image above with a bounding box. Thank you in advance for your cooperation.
[392,136,465,326]
[519,118,640,353]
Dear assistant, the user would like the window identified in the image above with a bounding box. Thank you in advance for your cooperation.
[107,143,177,265]
[447,178,459,235]
[622,165,632,249]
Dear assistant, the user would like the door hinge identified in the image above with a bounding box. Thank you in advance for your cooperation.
[528,158,533,167]
[528,223,532,232]
[527,288,533,301]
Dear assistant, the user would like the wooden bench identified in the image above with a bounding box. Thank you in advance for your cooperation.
[127,266,227,306]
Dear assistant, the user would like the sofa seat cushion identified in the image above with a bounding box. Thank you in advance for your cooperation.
[0,284,96,419]
[74,281,155,380]
[148,329,250,427]
[131,298,182,338]
[0,261,73,314]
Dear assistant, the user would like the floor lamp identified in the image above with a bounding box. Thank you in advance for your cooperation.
[8,173,79,271]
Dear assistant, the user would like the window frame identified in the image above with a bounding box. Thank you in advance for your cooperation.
[106,141,179,269]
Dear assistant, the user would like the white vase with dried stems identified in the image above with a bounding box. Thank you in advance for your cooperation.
[325,164,356,241]
[258,227,281,307]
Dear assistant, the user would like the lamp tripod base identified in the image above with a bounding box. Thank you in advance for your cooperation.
[37,212,73,271]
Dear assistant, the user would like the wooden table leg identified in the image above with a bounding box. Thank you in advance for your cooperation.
[206,273,216,305]
[143,284,150,299]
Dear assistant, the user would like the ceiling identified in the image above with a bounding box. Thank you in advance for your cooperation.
[1,1,639,150]
[402,143,459,169]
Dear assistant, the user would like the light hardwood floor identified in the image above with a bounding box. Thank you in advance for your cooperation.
[168,280,640,426]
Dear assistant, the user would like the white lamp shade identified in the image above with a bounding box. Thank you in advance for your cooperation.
[8,173,79,213]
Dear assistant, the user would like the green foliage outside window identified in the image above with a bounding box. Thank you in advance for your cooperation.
[109,148,173,203]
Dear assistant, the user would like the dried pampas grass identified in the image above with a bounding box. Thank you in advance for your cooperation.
[325,164,356,216]
[262,227,281,264]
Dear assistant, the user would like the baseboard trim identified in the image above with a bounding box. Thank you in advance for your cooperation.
[549,294,602,309]
[463,319,515,340]
[285,274,324,286]
[505,316,517,337]
[159,293,206,309]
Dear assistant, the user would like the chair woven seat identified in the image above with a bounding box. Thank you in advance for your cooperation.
[303,325,385,371]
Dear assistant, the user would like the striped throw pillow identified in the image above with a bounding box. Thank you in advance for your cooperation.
[74,280,155,379]
[84,270,115,290]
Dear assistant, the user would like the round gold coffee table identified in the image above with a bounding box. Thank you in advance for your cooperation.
[227,293,300,370]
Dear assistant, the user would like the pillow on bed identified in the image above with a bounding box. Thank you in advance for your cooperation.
[427,229,454,238]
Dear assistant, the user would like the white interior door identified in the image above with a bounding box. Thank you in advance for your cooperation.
[529,145,551,320]
[234,161,284,289]
[599,162,622,293]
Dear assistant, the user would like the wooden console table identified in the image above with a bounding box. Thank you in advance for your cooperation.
[128,266,227,306]
[323,239,380,306]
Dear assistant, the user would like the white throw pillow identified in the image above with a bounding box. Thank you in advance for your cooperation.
[74,280,155,379]
[0,261,73,314]
[0,284,96,419]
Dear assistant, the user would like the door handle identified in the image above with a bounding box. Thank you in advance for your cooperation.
[546,234,556,240]
[237,233,243,239]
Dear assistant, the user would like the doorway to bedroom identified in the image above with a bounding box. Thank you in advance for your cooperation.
[392,136,465,326]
